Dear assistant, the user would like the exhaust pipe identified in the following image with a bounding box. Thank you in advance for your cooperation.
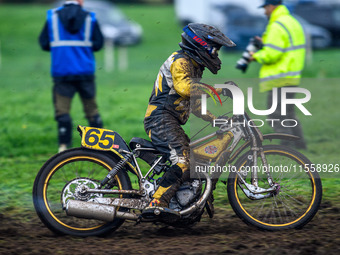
[66,171,212,221]
[66,200,138,221]
[66,200,116,222]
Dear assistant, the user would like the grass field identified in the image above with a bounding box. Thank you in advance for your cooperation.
[0,4,339,214]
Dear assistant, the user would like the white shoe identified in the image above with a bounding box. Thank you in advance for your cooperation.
[58,144,67,153]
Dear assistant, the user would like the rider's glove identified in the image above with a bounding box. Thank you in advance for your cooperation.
[221,81,239,99]
[222,88,232,99]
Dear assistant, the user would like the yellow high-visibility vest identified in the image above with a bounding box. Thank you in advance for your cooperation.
[253,5,306,92]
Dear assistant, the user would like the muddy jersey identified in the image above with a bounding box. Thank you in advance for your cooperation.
[144,50,213,125]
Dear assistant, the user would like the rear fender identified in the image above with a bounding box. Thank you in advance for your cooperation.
[77,125,138,175]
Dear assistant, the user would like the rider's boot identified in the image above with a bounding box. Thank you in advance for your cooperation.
[142,164,188,222]
[142,182,181,222]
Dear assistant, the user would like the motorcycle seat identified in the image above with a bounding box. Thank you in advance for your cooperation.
[129,137,157,150]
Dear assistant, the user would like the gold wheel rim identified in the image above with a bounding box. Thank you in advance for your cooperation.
[234,150,316,227]
[43,156,122,231]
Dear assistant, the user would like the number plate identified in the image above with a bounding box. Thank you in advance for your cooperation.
[79,126,120,151]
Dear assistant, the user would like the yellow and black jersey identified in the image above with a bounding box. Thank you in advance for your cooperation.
[144,50,211,125]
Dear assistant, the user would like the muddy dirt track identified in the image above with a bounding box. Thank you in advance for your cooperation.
[0,201,339,255]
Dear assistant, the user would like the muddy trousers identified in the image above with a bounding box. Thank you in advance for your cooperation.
[144,115,190,205]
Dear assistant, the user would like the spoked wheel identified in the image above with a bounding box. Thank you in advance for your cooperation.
[227,145,322,230]
[33,148,132,236]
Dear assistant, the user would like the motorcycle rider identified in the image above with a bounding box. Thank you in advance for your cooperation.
[142,23,235,220]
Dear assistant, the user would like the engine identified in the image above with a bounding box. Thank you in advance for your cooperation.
[169,179,202,211]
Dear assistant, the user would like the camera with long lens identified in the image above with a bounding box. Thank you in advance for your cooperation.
[236,37,263,73]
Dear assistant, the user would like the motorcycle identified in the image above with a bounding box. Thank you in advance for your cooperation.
[33,107,322,236]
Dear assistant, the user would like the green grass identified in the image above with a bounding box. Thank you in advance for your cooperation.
[0,4,339,215]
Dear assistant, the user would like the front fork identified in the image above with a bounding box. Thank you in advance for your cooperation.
[236,119,276,195]
[242,116,275,188]
[236,148,278,199]
[247,147,274,187]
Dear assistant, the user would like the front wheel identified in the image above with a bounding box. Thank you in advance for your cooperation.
[227,145,322,231]
[33,148,132,236]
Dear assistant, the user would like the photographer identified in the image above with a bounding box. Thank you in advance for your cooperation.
[249,0,307,149]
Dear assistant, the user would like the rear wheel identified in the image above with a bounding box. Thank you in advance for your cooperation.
[33,148,132,236]
[227,145,322,230]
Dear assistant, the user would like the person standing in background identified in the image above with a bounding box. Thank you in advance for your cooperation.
[39,0,104,152]
[251,0,307,149]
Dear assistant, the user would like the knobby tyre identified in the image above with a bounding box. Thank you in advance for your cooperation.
[227,145,322,231]
[33,148,132,236]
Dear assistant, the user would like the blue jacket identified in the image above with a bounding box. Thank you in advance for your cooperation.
[39,3,103,81]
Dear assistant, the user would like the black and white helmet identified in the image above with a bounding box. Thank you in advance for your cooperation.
[179,23,236,74]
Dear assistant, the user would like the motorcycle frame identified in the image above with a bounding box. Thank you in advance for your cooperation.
[66,113,302,221]
[85,112,299,200]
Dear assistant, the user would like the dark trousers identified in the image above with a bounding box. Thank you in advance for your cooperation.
[53,80,103,145]
[144,114,190,166]
[267,87,306,149]
[144,114,190,203]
